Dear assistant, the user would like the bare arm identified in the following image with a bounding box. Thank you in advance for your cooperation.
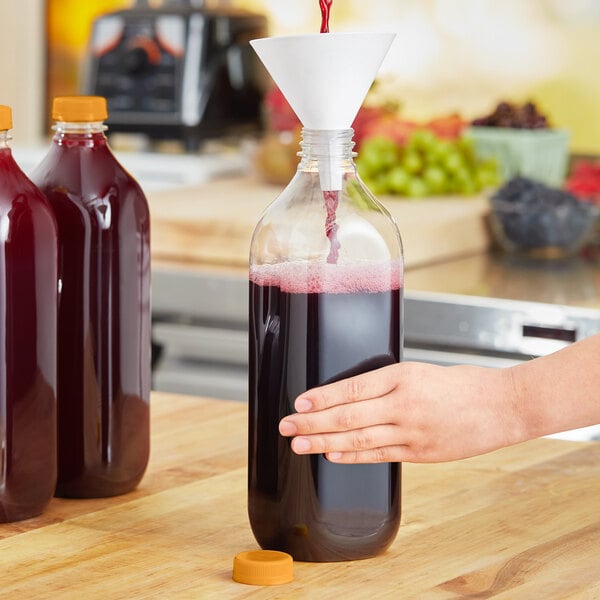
[278,333,600,463]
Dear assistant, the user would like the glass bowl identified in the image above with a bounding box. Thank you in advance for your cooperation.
[488,177,600,259]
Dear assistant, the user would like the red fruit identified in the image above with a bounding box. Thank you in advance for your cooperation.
[564,160,600,204]
[426,114,466,140]
[263,86,301,132]
[354,112,417,149]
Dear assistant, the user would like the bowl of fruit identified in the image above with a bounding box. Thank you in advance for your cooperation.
[488,176,599,259]
[468,102,569,186]
[469,101,569,187]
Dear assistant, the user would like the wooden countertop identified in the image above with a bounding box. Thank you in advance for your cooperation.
[148,176,491,270]
[2,392,599,598]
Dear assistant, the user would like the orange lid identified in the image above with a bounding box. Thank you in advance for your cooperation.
[232,550,293,586]
[52,96,108,122]
[0,105,13,130]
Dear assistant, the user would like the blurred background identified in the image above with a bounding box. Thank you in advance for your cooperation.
[35,0,600,156]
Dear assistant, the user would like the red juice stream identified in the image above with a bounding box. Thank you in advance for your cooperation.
[324,190,340,263]
[31,124,151,498]
[0,138,58,522]
[320,0,334,33]
[248,261,402,561]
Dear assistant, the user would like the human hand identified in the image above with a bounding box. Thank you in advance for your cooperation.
[279,362,526,463]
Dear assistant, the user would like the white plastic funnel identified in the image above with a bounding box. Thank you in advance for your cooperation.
[250,32,395,130]
[251,32,395,190]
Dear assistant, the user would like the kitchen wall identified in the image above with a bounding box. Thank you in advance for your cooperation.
[0,0,45,143]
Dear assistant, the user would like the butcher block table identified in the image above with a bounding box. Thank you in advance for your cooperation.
[1,392,599,599]
[147,176,491,270]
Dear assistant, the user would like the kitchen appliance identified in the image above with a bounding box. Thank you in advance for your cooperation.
[82,0,267,149]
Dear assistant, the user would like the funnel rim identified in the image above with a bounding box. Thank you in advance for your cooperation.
[250,31,396,46]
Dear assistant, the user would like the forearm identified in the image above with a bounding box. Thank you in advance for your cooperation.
[510,332,600,439]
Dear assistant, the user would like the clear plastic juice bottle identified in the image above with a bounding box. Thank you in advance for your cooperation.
[0,105,58,522]
[31,96,151,498]
[248,128,403,561]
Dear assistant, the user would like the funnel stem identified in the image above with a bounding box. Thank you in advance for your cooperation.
[318,133,342,192]
[299,129,354,264]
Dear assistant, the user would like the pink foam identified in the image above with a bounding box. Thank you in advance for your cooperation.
[249,259,403,294]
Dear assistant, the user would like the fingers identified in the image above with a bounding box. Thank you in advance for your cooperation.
[289,424,404,458]
[280,395,393,438]
[294,364,399,413]
[326,447,407,464]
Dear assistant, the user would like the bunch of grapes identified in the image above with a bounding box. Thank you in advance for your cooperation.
[355,130,500,198]
[471,101,548,129]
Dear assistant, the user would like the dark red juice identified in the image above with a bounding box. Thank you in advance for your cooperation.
[248,261,402,561]
[0,147,58,522]
[31,130,151,498]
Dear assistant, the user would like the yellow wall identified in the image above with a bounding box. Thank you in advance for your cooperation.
[47,0,131,103]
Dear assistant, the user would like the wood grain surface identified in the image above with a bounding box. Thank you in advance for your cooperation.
[1,392,598,599]
[148,177,490,270]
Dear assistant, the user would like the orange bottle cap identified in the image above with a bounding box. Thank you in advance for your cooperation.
[52,96,108,122]
[232,550,293,586]
[0,105,13,130]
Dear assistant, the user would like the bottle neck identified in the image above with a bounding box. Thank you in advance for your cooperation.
[298,129,356,192]
[0,129,12,149]
[298,128,355,167]
[52,121,108,147]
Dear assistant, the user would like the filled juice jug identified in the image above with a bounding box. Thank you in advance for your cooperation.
[247,33,402,561]
[0,105,58,522]
[31,96,151,498]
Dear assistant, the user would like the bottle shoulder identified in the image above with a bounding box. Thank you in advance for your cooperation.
[0,149,56,214]
[251,173,403,265]
[31,144,149,209]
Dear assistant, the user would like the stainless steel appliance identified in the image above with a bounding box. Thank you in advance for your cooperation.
[82,0,267,149]
[150,259,600,440]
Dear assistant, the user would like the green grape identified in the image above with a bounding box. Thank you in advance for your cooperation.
[457,179,480,195]
[406,177,430,198]
[457,136,476,161]
[443,151,466,175]
[345,179,373,210]
[355,157,375,179]
[403,150,423,174]
[406,129,437,153]
[359,136,399,173]
[423,165,448,193]
[366,172,392,196]
[476,167,501,188]
[452,166,481,195]
[387,166,410,193]
[430,139,453,162]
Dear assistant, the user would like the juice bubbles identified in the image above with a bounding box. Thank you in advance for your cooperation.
[0,105,58,522]
[31,96,151,498]
[248,129,403,561]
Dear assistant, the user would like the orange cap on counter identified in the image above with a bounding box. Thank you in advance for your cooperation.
[232,550,293,586]
[0,105,13,130]
[52,96,108,122]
